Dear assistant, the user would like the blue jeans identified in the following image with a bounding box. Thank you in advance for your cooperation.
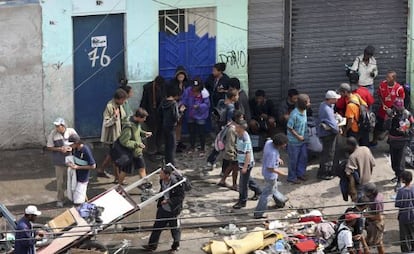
[254,179,287,217]
[238,167,261,203]
[287,143,307,181]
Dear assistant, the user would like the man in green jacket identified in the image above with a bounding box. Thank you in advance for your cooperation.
[118,108,152,185]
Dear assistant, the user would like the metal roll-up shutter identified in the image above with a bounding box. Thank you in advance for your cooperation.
[290,0,408,112]
[248,47,283,101]
[248,0,284,102]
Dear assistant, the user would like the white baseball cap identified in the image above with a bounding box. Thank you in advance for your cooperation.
[25,205,41,216]
[53,117,66,126]
[325,90,341,99]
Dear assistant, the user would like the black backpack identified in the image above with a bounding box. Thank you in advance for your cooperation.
[324,224,350,253]
[212,99,228,128]
[349,95,376,132]
[345,57,360,85]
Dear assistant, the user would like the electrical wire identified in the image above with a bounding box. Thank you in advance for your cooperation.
[3,197,413,237]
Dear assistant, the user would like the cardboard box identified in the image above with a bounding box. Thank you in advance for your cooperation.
[48,209,76,233]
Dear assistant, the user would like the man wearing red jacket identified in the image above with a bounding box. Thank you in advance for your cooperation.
[371,71,405,146]
[336,84,374,116]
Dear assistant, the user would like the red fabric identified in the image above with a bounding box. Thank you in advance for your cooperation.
[354,86,374,107]
[299,216,323,223]
[377,81,405,119]
[294,240,318,252]
[336,87,374,116]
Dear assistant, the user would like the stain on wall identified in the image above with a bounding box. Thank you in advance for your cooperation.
[0,4,44,149]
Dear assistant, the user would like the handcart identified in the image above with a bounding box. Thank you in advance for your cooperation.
[0,165,186,253]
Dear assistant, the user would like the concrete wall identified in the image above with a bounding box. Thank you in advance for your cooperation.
[41,0,248,130]
[408,0,414,106]
[0,4,43,149]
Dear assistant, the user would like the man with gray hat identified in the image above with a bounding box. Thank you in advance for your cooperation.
[364,183,385,254]
[338,83,370,146]
[317,90,341,180]
[15,205,43,254]
[46,117,78,208]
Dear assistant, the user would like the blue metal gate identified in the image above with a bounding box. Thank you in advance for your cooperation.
[159,9,216,81]
[73,14,125,137]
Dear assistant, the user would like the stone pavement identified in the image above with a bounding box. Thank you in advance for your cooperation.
[0,138,405,253]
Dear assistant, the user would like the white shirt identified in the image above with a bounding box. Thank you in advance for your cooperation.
[337,223,353,254]
[351,55,378,87]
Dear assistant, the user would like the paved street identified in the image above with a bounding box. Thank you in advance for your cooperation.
[0,139,404,253]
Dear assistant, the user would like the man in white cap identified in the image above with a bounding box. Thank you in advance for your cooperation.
[317,90,341,180]
[15,205,43,254]
[46,117,78,207]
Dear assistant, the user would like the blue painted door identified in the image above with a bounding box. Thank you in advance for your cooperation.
[159,9,216,81]
[73,14,125,137]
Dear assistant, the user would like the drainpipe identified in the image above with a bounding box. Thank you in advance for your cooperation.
[408,0,414,107]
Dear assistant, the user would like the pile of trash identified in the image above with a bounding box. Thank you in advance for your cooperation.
[203,210,334,254]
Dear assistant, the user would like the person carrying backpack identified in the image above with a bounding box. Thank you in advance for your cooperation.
[335,212,362,254]
[386,98,414,190]
[206,88,240,170]
[336,197,370,254]
[338,83,370,147]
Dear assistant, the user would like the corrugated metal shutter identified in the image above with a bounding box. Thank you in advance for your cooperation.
[248,47,283,101]
[290,0,408,111]
[248,0,284,48]
[248,0,285,102]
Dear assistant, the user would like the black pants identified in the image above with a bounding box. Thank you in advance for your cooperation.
[187,122,206,151]
[163,127,176,165]
[358,129,370,147]
[389,140,407,179]
[400,222,414,252]
[144,116,163,154]
[318,134,337,177]
[148,207,181,250]
[207,149,219,165]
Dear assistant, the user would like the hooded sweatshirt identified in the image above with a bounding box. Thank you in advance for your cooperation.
[159,98,180,128]
[182,86,210,120]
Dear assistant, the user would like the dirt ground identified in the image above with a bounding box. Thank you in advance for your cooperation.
[0,137,404,253]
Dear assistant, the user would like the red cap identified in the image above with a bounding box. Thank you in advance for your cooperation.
[345,212,361,221]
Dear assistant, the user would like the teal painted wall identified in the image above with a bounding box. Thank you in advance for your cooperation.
[41,0,248,134]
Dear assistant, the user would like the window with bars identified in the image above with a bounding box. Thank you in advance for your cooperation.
[159,9,185,36]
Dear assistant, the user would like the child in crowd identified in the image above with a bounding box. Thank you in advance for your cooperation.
[286,94,310,184]
[182,79,210,156]
[386,98,414,190]
[395,171,414,253]
[159,85,186,165]
[232,120,262,209]
[254,133,289,219]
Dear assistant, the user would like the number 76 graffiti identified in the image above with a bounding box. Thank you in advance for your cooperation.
[88,47,111,68]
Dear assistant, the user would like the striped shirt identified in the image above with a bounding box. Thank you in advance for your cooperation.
[236,131,255,168]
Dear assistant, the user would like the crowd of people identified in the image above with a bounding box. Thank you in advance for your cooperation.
[14,45,414,253]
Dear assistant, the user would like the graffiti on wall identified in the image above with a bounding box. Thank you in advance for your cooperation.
[218,50,246,69]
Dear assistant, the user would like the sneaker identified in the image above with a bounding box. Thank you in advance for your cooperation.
[138,182,153,190]
[287,179,301,184]
[232,202,246,209]
[56,201,64,208]
[297,175,307,181]
[390,177,398,183]
[97,171,111,178]
[142,244,156,252]
[318,175,335,180]
[251,193,261,201]
[254,215,268,219]
[169,249,179,254]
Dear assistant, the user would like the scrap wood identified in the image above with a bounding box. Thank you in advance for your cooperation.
[202,229,279,254]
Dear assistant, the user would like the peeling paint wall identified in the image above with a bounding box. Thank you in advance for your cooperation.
[0,4,43,149]
[41,0,248,137]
